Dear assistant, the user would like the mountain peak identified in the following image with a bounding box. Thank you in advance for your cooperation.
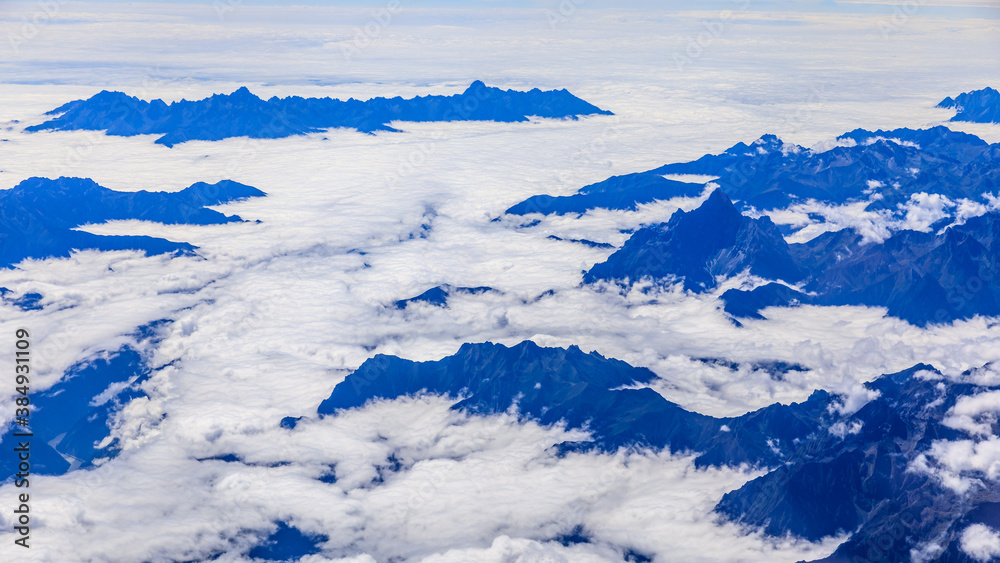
[702,187,736,210]
[228,86,258,100]
[584,188,801,290]
[673,188,743,231]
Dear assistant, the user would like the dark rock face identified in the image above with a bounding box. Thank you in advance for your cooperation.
[794,214,1000,325]
[584,189,802,291]
[586,189,1000,325]
[721,282,808,320]
[247,523,327,561]
[654,127,999,212]
[505,126,1000,215]
[0,177,264,268]
[1,343,155,482]
[718,364,1000,563]
[25,82,613,147]
[939,87,1000,124]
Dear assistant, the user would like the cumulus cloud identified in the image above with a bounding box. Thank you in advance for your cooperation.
[910,437,1000,494]
[828,420,863,438]
[900,192,954,231]
[961,524,1000,563]
[942,390,1000,436]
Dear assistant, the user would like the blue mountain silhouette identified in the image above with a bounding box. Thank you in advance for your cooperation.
[0,177,264,268]
[318,340,835,469]
[506,126,1000,214]
[26,82,613,147]
[939,87,1000,123]
[0,335,159,482]
[587,189,1000,326]
[584,189,802,291]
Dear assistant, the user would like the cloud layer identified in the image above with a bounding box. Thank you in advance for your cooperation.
[1,3,999,561]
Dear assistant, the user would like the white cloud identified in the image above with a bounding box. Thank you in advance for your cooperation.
[764,198,894,243]
[811,136,857,153]
[828,420,863,438]
[763,188,1000,245]
[943,390,1000,436]
[910,437,1000,494]
[0,3,999,561]
[961,524,1000,563]
[661,174,719,184]
[899,192,955,232]
[964,364,1000,387]
[0,395,845,562]
[861,136,920,149]
[829,386,881,416]
[910,540,945,563]
[423,535,624,562]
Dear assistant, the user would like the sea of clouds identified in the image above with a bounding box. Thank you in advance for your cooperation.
[1,1,999,561]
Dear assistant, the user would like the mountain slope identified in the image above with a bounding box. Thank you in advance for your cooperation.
[590,189,1000,325]
[583,189,802,291]
[0,342,156,482]
[318,340,836,469]
[717,364,1000,563]
[505,173,705,216]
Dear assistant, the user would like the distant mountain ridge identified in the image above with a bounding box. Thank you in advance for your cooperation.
[587,189,1000,326]
[939,87,1000,123]
[0,177,264,268]
[506,126,1000,216]
[25,81,613,147]
[506,173,705,216]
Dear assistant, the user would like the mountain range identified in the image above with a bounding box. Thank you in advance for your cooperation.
[25,81,613,147]
[719,363,999,562]
[0,177,263,269]
[586,189,1000,326]
[310,340,999,562]
[506,126,1000,215]
[393,285,495,310]
[939,87,1000,124]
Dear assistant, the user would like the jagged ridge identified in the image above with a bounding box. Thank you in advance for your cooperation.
[0,177,264,268]
[26,81,613,147]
